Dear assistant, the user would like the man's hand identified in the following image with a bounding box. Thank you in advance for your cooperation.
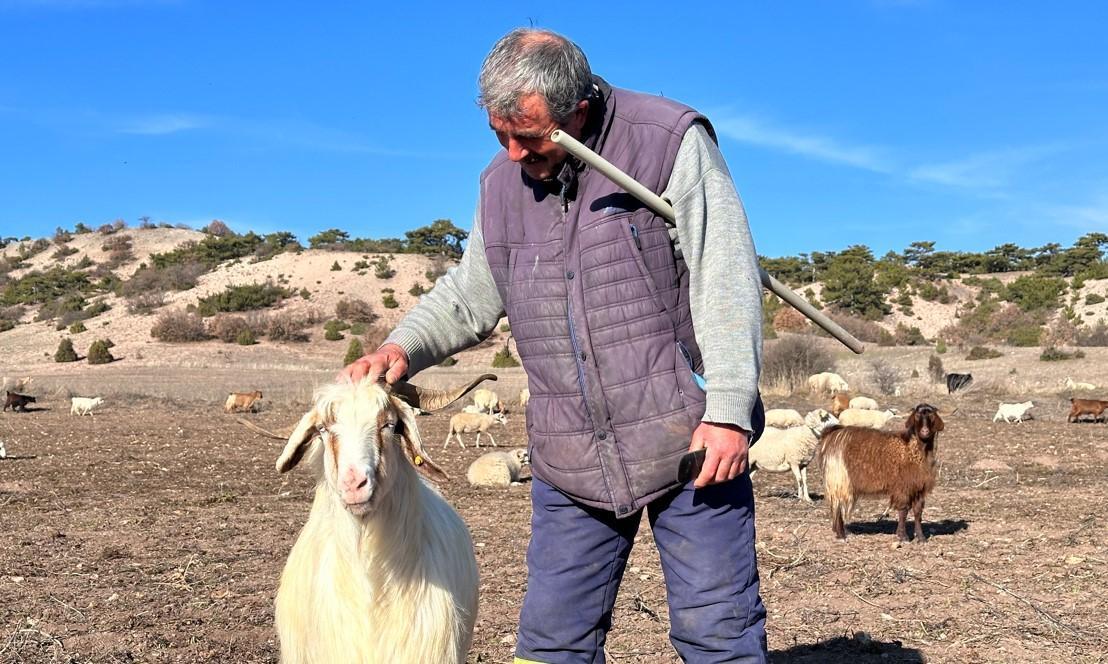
[689,422,750,488]
[340,343,409,384]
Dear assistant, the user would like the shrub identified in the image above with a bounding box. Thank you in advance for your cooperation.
[331,261,342,271]
[761,335,834,393]
[349,322,367,336]
[823,310,885,344]
[55,338,79,362]
[409,282,427,297]
[935,338,947,354]
[69,321,87,334]
[1085,293,1105,305]
[439,356,458,367]
[372,256,395,279]
[126,292,166,315]
[382,293,399,309]
[343,338,365,366]
[36,294,87,322]
[362,323,389,351]
[772,307,809,333]
[205,220,232,236]
[492,344,521,368]
[263,312,310,342]
[151,310,210,342]
[894,323,926,346]
[235,328,256,345]
[966,346,1002,360]
[209,315,253,343]
[877,328,895,347]
[0,320,13,332]
[1003,275,1066,312]
[53,227,73,244]
[1,267,94,306]
[928,354,945,385]
[121,261,206,296]
[1006,324,1042,347]
[196,283,290,316]
[1040,347,1078,362]
[335,297,377,323]
[1075,319,1108,346]
[51,245,79,260]
[869,359,898,396]
[499,322,511,333]
[87,339,114,365]
[102,234,134,268]
[299,287,311,299]
[325,326,344,341]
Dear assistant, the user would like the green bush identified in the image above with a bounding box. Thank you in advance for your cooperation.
[151,310,210,342]
[1085,293,1105,305]
[196,283,290,317]
[299,287,311,299]
[382,293,399,309]
[966,346,1003,360]
[55,338,78,362]
[439,356,458,367]
[349,322,367,336]
[1003,275,1066,312]
[335,297,377,323]
[894,323,926,346]
[262,312,310,342]
[1,267,94,306]
[69,321,87,334]
[935,338,947,354]
[0,320,14,332]
[343,338,365,366]
[1040,347,1077,361]
[492,345,521,368]
[87,339,114,365]
[235,328,257,345]
[208,315,253,343]
[331,261,342,271]
[1006,325,1042,347]
[372,255,395,279]
[408,282,427,297]
[51,245,79,260]
[324,326,344,341]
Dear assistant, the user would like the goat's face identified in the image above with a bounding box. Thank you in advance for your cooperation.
[906,403,944,441]
[804,408,839,434]
[277,380,447,517]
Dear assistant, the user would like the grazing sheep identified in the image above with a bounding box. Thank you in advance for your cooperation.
[830,393,850,417]
[444,412,507,449]
[946,373,973,394]
[992,401,1034,424]
[466,449,529,488]
[519,387,530,408]
[472,388,504,414]
[1068,398,1108,423]
[3,391,35,412]
[749,409,839,502]
[224,390,263,413]
[461,405,482,414]
[1064,377,1096,391]
[848,396,878,411]
[837,408,899,429]
[764,408,804,428]
[70,396,105,416]
[808,372,849,395]
[266,374,489,664]
[819,403,944,542]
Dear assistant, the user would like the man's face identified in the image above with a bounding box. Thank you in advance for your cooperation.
[489,93,588,182]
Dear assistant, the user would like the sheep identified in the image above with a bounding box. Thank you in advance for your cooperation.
[461,405,482,414]
[830,393,850,417]
[946,373,973,394]
[0,440,6,459]
[472,388,504,414]
[1,376,32,393]
[848,396,879,411]
[992,401,1034,424]
[764,408,804,428]
[262,374,491,664]
[1064,377,1097,391]
[749,409,839,502]
[224,390,263,413]
[3,391,35,412]
[1068,398,1108,423]
[444,412,507,450]
[819,403,945,542]
[466,449,529,488]
[519,387,530,408]
[837,408,899,429]
[70,396,104,416]
[808,372,849,395]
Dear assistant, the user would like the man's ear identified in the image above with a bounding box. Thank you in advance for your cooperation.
[392,398,449,483]
[277,408,321,473]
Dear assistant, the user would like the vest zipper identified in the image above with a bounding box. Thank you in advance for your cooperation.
[629,223,642,250]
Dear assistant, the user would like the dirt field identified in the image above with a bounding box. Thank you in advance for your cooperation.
[1,369,1106,663]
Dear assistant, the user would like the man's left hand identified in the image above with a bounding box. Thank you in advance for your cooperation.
[689,422,750,488]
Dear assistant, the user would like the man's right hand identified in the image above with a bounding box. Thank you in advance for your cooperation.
[340,343,410,384]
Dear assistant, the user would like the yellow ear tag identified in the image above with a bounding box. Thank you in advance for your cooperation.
[414,455,424,465]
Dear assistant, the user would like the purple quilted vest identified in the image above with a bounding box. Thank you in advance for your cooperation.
[482,83,710,515]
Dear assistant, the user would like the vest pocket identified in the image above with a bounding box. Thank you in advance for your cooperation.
[616,216,668,313]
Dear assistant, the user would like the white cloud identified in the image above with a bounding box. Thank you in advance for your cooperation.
[713,113,893,173]
[116,113,211,135]
[908,145,1064,192]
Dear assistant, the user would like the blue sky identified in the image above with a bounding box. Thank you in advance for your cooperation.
[1,1,1106,258]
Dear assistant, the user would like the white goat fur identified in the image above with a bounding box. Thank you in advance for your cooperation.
[0,441,6,459]
[749,409,839,502]
[461,405,482,414]
[466,449,528,488]
[472,388,503,413]
[274,381,478,664]
[1064,377,1096,391]
[993,401,1034,423]
[519,388,530,408]
[837,408,898,429]
[764,408,804,428]
[808,372,849,395]
[70,396,104,416]
[848,396,878,411]
[444,412,506,449]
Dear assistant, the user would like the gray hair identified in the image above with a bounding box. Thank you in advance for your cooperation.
[478,28,593,125]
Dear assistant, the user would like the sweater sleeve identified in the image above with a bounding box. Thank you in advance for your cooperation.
[383,204,506,376]
[661,122,763,431]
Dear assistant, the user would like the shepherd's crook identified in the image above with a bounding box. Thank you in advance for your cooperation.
[550,129,864,354]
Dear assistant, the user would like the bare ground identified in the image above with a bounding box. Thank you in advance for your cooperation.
[1,365,1106,663]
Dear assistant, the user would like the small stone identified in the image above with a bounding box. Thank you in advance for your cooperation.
[1065,555,1086,566]
[11,576,24,583]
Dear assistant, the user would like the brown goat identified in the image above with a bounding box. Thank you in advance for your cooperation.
[819,404,944,543]
[224,390,263,413]
[3,391,36,412]
[830,393,850,417]
[1067,398,1108,423]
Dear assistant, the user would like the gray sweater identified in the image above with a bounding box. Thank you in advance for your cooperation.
[385,123,763,431]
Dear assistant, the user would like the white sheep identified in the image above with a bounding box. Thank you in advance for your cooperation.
[808,372,849,395]
[1064,377,1096,391]
[461,404,482,414]
[444,412,507,449]
[70,396,104,416]
[0,440,6,459]
[466,448,529,488]
[519,387,530,408]
[749,409,839,502]
[848,396,878,411]
[764,408,804,428]
[472,388,503,414]
[837,408,899,429]
[993,401,1034,424]
[270,375,486,664]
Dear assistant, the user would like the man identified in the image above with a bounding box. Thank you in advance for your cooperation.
[344,28,767,663]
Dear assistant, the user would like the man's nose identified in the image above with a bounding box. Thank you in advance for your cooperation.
[506,137,529,162]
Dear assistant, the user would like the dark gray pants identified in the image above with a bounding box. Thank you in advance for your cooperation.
[516,475,767,663]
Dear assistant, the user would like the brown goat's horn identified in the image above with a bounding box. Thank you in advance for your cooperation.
[387,373,498,412]
[237,418,294,440]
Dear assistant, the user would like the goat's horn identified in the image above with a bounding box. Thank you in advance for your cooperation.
[237,417,294,440]
[388,373,498,412]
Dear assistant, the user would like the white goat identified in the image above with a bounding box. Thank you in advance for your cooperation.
[0,440,6,459]
[749,409,839,502]
[270,376,486,664]
[466,449,529,488]
[444,412,507,449]
[472,388,503,414]
[993,401,1034,424]
[519,387,530,408]
[70,396,104,416]
[837,408,899,429]
[461,405,482,414]
[764,408,804,428]
[1064,377,1096,391]
[808,372,849,395]
[848,396,878,411]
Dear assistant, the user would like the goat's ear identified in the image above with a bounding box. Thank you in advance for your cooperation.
[932,412,945,432]
[392,398,450,483]
[277,408,321,473]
